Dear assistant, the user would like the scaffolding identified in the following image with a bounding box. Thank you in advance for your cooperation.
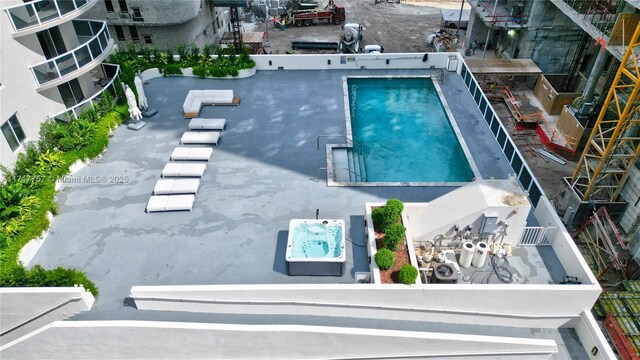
[569,22,640,202]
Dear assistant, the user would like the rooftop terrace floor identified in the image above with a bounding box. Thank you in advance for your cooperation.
[30,69,566,313]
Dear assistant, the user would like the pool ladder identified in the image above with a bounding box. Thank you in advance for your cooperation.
[316,135,367,182]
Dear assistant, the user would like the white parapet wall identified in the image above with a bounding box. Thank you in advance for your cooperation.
[534,196,598,285]
[567,311,617,360]
[251,53,458,71]
[0,287,94,345]
[130,283,601,329]
[0,320,559,359]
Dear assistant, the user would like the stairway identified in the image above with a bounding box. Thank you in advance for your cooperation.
[347,149,367,182]
[331,148,367,183]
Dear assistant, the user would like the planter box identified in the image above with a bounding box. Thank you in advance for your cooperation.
[365,203,421,285]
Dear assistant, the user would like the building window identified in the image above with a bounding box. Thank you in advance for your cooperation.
[114,25,126,41]
[1,114,26,152]
[105,0,114,12]
[129,26,139,41]
[58,79,85,109]
[118,0,128,13]
[36,27,66,59]
[144,35,152,44]
[132,7,143,21]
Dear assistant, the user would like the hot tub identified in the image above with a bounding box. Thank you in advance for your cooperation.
[286,219,346,276]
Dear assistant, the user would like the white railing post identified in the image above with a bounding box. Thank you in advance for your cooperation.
[52,61,61,81]
[53,0,61,17]
[32,3,42,25]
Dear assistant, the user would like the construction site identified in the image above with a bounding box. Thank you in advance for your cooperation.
[241,0,640,358]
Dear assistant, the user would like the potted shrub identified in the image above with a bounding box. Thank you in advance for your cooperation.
[397,264,418,285]
[371,199,412,284]
[374,248,395,270]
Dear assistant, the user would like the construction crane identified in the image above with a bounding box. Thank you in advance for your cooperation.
[211,0,248,53]
[568,22,640,204]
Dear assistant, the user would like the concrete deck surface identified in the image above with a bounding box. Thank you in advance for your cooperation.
[30,69,564,314]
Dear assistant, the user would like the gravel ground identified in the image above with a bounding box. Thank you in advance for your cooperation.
[247,0,463,53]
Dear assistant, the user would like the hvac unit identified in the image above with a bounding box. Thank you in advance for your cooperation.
[430,263,458,284]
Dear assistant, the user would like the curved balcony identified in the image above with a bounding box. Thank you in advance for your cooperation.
[3,0,98,37]
[49,63,120,122]
[30,20,114,91]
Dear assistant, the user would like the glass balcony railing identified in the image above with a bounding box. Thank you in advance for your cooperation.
[3,0,93,33]
[30,20,112,88]
[50,63,120,122]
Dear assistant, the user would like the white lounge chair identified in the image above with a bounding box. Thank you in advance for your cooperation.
[153,179,200,195]
[162,163,206,177]
[170,147,213,161]
[180,131,220,145]
[146,195,195,213]
[188,118,226,130]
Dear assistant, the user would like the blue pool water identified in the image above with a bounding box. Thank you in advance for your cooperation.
[290,223,342,258]
[348,78,474,182]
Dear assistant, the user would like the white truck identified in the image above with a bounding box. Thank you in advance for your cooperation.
[339,23,363,54]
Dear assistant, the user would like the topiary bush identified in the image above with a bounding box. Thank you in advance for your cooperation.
[374,249,395,270]
[385,198,404,219]
[397,264,418,285]
[383,223,406,251]
[372,199,405,233]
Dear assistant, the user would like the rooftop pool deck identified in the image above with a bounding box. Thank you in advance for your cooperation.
[30,69,563,312]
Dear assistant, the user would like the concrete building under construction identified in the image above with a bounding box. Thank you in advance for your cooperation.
[466,0,640,255]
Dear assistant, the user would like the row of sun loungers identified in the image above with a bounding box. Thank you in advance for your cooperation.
[147,93,232,212]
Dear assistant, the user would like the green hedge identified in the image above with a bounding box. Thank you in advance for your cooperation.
[0,94,126,296]
[383,223,406,251]
[109,42,255,85]
[374,249,395,270]
[372,198,404,233]
[397,265,418,285]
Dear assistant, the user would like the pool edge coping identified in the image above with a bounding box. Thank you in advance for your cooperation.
[327,75,481,187]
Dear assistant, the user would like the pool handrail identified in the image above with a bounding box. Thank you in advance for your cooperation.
[316,135,364,153]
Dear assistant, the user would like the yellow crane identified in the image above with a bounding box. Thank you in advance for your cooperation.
[569,23,640,203]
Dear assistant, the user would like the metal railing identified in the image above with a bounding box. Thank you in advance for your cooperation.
[316,135,364,152]
[459,61,546,208]
[3,0,95,32]
[313,167,366,182]
[476,1,528,26]
[29,19,112,88]
[49,63,120,122]
[518,226,558,246]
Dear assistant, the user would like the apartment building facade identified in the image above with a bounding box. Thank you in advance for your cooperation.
[84,0,229,50]
[1,0,120,168]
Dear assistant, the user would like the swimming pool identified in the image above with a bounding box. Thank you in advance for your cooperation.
[340,76,478,185]
[286,219,345,276]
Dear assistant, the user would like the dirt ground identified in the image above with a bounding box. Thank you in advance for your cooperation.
[492,101,575,204]
[245,0,570,199]
[247,0,463,53]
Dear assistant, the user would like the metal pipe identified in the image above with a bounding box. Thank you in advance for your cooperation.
[581,50,608,108]
[482,28,491,58]
[455,0,465,36]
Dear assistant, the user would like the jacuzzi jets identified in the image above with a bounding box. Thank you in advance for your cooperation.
[286,219,346,276]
